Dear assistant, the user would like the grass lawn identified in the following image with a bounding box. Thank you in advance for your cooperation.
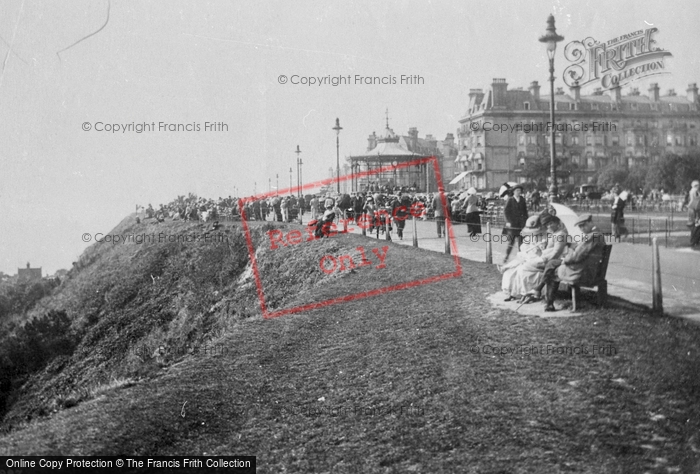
[1,230,699,473]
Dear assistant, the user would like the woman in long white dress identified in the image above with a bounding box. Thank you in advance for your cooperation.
[501,215,547,301]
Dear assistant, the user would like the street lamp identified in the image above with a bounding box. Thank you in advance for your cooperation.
[539,14,564,203]
[276,174,279,195]
[295,145,302,198]
[333,118,342,193]
[289,167,292,194]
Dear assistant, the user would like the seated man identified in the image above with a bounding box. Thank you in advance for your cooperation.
[538,213,606,312]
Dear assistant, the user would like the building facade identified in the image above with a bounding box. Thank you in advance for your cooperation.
[18,262,42,281]
[455,78,700,191]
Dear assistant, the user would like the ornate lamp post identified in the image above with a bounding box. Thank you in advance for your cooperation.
[333,118,342,193]
[295,145,302,198]
[539,14,564,203]
[289,167,292,193]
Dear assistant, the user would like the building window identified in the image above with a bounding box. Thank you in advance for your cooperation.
[595,135,603,146]
[650,135,659,146]
[612,134,619,146]
[524,102,530,110]
[690,135,698,146]
[651,104,658,111]
[630,103,637,110]
[570,103,576,110]
[667,134,673,146]
[627,134,634,146]
[555,134,563,145]
[592,103,599,110]
[527,135,536,145]
[518,134,525,145]
[612,153,621,165]
[675,136,684,146]
[637,135,645,146]
[587,153,595,169]
[586,135,593,146]
[571,135,580,145]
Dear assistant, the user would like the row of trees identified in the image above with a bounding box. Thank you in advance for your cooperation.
[521,153,700,195]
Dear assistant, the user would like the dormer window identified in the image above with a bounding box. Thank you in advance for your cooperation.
[569,103,576,110]
[524,102,530,110]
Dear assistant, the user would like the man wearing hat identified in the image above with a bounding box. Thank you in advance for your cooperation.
[538,213,606,312]
[502,184,528,263]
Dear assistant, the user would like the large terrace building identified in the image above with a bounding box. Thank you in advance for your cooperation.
[454,78,700,191]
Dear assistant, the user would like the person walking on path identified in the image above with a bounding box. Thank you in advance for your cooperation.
[689,180,700,248]
[611,188,628,241]
[433,191,446,238]
[462,187,482,237]
[502,184,528,263]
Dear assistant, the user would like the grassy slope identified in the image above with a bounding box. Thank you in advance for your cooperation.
[1,221,699,473]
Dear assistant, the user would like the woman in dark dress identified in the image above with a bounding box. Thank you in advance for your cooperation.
[463,187,482,237]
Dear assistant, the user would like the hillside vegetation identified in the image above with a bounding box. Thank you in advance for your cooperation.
[1,215,350,427]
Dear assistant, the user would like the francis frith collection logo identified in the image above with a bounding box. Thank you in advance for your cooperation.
[563,27,673,90]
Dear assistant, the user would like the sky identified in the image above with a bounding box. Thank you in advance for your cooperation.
[1,0,699,275]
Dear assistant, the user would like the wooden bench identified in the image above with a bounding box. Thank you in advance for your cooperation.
[559,244,613,312]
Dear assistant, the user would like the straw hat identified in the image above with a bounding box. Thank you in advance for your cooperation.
[520,215,544,235]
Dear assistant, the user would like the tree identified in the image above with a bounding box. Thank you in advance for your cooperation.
[596,165,628,192]
[645,154,700,193]
[522,156,563,190]
[624,166,647,193]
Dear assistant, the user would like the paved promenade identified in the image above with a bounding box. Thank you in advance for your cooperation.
[335,216,700,322]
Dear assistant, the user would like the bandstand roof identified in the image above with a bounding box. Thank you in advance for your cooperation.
[349,124,429,164]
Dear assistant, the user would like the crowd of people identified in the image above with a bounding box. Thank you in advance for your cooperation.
[137,194,239,224]
[135,177,698,312]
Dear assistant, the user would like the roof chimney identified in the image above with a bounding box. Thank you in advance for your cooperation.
[687,83,698,103]
[491,78,508,107]
[529,81,540,103]
[367,132,377,151]
[613,86,622,102]
[648,83,660,101]
[570,81,580,101]
[27,262,30,268]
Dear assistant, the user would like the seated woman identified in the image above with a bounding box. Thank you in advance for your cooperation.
[521,213,570,302]
[500,215,548,301]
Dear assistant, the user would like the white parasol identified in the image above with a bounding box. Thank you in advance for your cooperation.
[549,203,585,242]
